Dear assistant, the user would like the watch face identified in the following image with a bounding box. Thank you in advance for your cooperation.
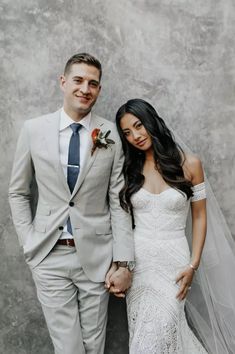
[128,261,136,271]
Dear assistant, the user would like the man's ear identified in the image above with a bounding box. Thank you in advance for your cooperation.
[60,75,66,92]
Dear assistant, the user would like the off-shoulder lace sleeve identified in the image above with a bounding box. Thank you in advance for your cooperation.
[191,182,206,202]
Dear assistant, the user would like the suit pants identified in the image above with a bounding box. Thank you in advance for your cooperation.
[31,244,109,354]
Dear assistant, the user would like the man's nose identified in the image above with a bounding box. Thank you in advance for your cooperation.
[80,82,90,94]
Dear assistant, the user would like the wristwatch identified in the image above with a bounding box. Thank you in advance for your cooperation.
[118,261,136,272]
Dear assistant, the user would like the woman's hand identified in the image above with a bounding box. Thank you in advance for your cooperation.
[175,266,195,301]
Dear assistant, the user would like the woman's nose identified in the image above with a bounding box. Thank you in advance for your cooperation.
[132,130,141,141]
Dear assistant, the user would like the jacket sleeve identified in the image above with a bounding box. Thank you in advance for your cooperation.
[108,136,134,261]
[8,121,34,246]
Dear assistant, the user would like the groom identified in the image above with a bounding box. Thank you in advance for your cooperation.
[9,53,134,354]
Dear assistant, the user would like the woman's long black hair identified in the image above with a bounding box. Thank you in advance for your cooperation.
[116,98,193,216]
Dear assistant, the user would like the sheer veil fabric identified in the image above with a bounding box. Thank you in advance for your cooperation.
[175,133,235,354]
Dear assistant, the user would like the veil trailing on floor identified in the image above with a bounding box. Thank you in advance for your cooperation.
[175,133,235,354]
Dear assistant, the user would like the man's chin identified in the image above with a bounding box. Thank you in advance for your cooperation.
[76,102,95,114]
[74,106,92,117]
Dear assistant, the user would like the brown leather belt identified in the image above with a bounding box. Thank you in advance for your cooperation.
[56,239,75,247]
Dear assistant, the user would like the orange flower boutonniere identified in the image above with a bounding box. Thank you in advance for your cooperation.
[91,128,115,155]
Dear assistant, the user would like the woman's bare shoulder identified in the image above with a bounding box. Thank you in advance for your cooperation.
[182,153,204,184]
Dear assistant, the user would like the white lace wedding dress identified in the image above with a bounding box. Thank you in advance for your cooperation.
[126,183,207,354]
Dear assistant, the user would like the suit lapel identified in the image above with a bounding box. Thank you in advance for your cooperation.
[71,113,101,198]
[44,110,71,196]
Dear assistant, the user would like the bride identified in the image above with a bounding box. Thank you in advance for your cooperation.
[114,98,235,354]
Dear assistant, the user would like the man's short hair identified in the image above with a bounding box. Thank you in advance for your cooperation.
[64,53,102,81]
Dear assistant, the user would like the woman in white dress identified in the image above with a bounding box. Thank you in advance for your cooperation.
[115,98,208,353]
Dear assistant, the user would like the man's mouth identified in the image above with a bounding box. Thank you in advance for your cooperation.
[75,95,90,102]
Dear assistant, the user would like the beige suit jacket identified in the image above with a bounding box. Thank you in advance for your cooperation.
[9,110,134,282]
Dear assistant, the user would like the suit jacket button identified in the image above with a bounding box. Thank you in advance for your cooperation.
[69,202,74,207]
[59,226,64,230]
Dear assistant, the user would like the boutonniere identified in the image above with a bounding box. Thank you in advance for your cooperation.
[91,128,115,155]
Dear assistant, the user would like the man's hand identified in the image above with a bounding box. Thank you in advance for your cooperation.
[108,267,132,298]
[105,263,126,298]
[105,262,118,290]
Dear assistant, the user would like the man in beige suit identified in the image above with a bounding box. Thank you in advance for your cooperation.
[9,53,135,354]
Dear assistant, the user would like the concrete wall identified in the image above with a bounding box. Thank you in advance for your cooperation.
[1,0,234,353]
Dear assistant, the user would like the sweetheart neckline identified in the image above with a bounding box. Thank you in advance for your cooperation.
[140,187,173,196]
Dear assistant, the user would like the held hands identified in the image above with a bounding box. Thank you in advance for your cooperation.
[175,265,195,301]
[105,262,132,298]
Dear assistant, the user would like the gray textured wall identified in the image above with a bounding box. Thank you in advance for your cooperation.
[1,1,235,353]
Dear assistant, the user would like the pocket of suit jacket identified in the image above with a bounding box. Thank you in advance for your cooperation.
[33,203,51,233]
[95,224,112,235]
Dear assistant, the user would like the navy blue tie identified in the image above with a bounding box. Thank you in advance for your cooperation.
[67,123,82,234]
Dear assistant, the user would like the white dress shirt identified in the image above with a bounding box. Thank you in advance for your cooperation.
[59,108,91,239]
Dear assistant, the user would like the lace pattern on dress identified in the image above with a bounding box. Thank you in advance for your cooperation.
[128,187,208,353]
[191,182,206,202]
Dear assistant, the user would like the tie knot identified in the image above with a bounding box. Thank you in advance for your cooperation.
[70,123,82,134]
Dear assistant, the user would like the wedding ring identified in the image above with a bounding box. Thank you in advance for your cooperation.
[188,286,192,291]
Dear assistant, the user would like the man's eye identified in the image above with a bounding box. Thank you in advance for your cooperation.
[90,82,99,88]
[74,79,82,83]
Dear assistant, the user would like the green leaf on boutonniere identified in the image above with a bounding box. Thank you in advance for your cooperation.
[106,138,115,144]
[105,130,111,138]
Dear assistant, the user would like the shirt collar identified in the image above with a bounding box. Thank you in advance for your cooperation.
[60,108,91,132]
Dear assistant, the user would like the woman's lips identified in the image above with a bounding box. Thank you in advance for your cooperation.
[136,138,147,147]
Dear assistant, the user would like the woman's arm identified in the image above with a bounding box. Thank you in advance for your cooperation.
[189,155,207,268]
[176,154,207,300]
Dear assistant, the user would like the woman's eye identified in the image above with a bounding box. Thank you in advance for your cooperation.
[136,123,142,129]
[124,131,130,136]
